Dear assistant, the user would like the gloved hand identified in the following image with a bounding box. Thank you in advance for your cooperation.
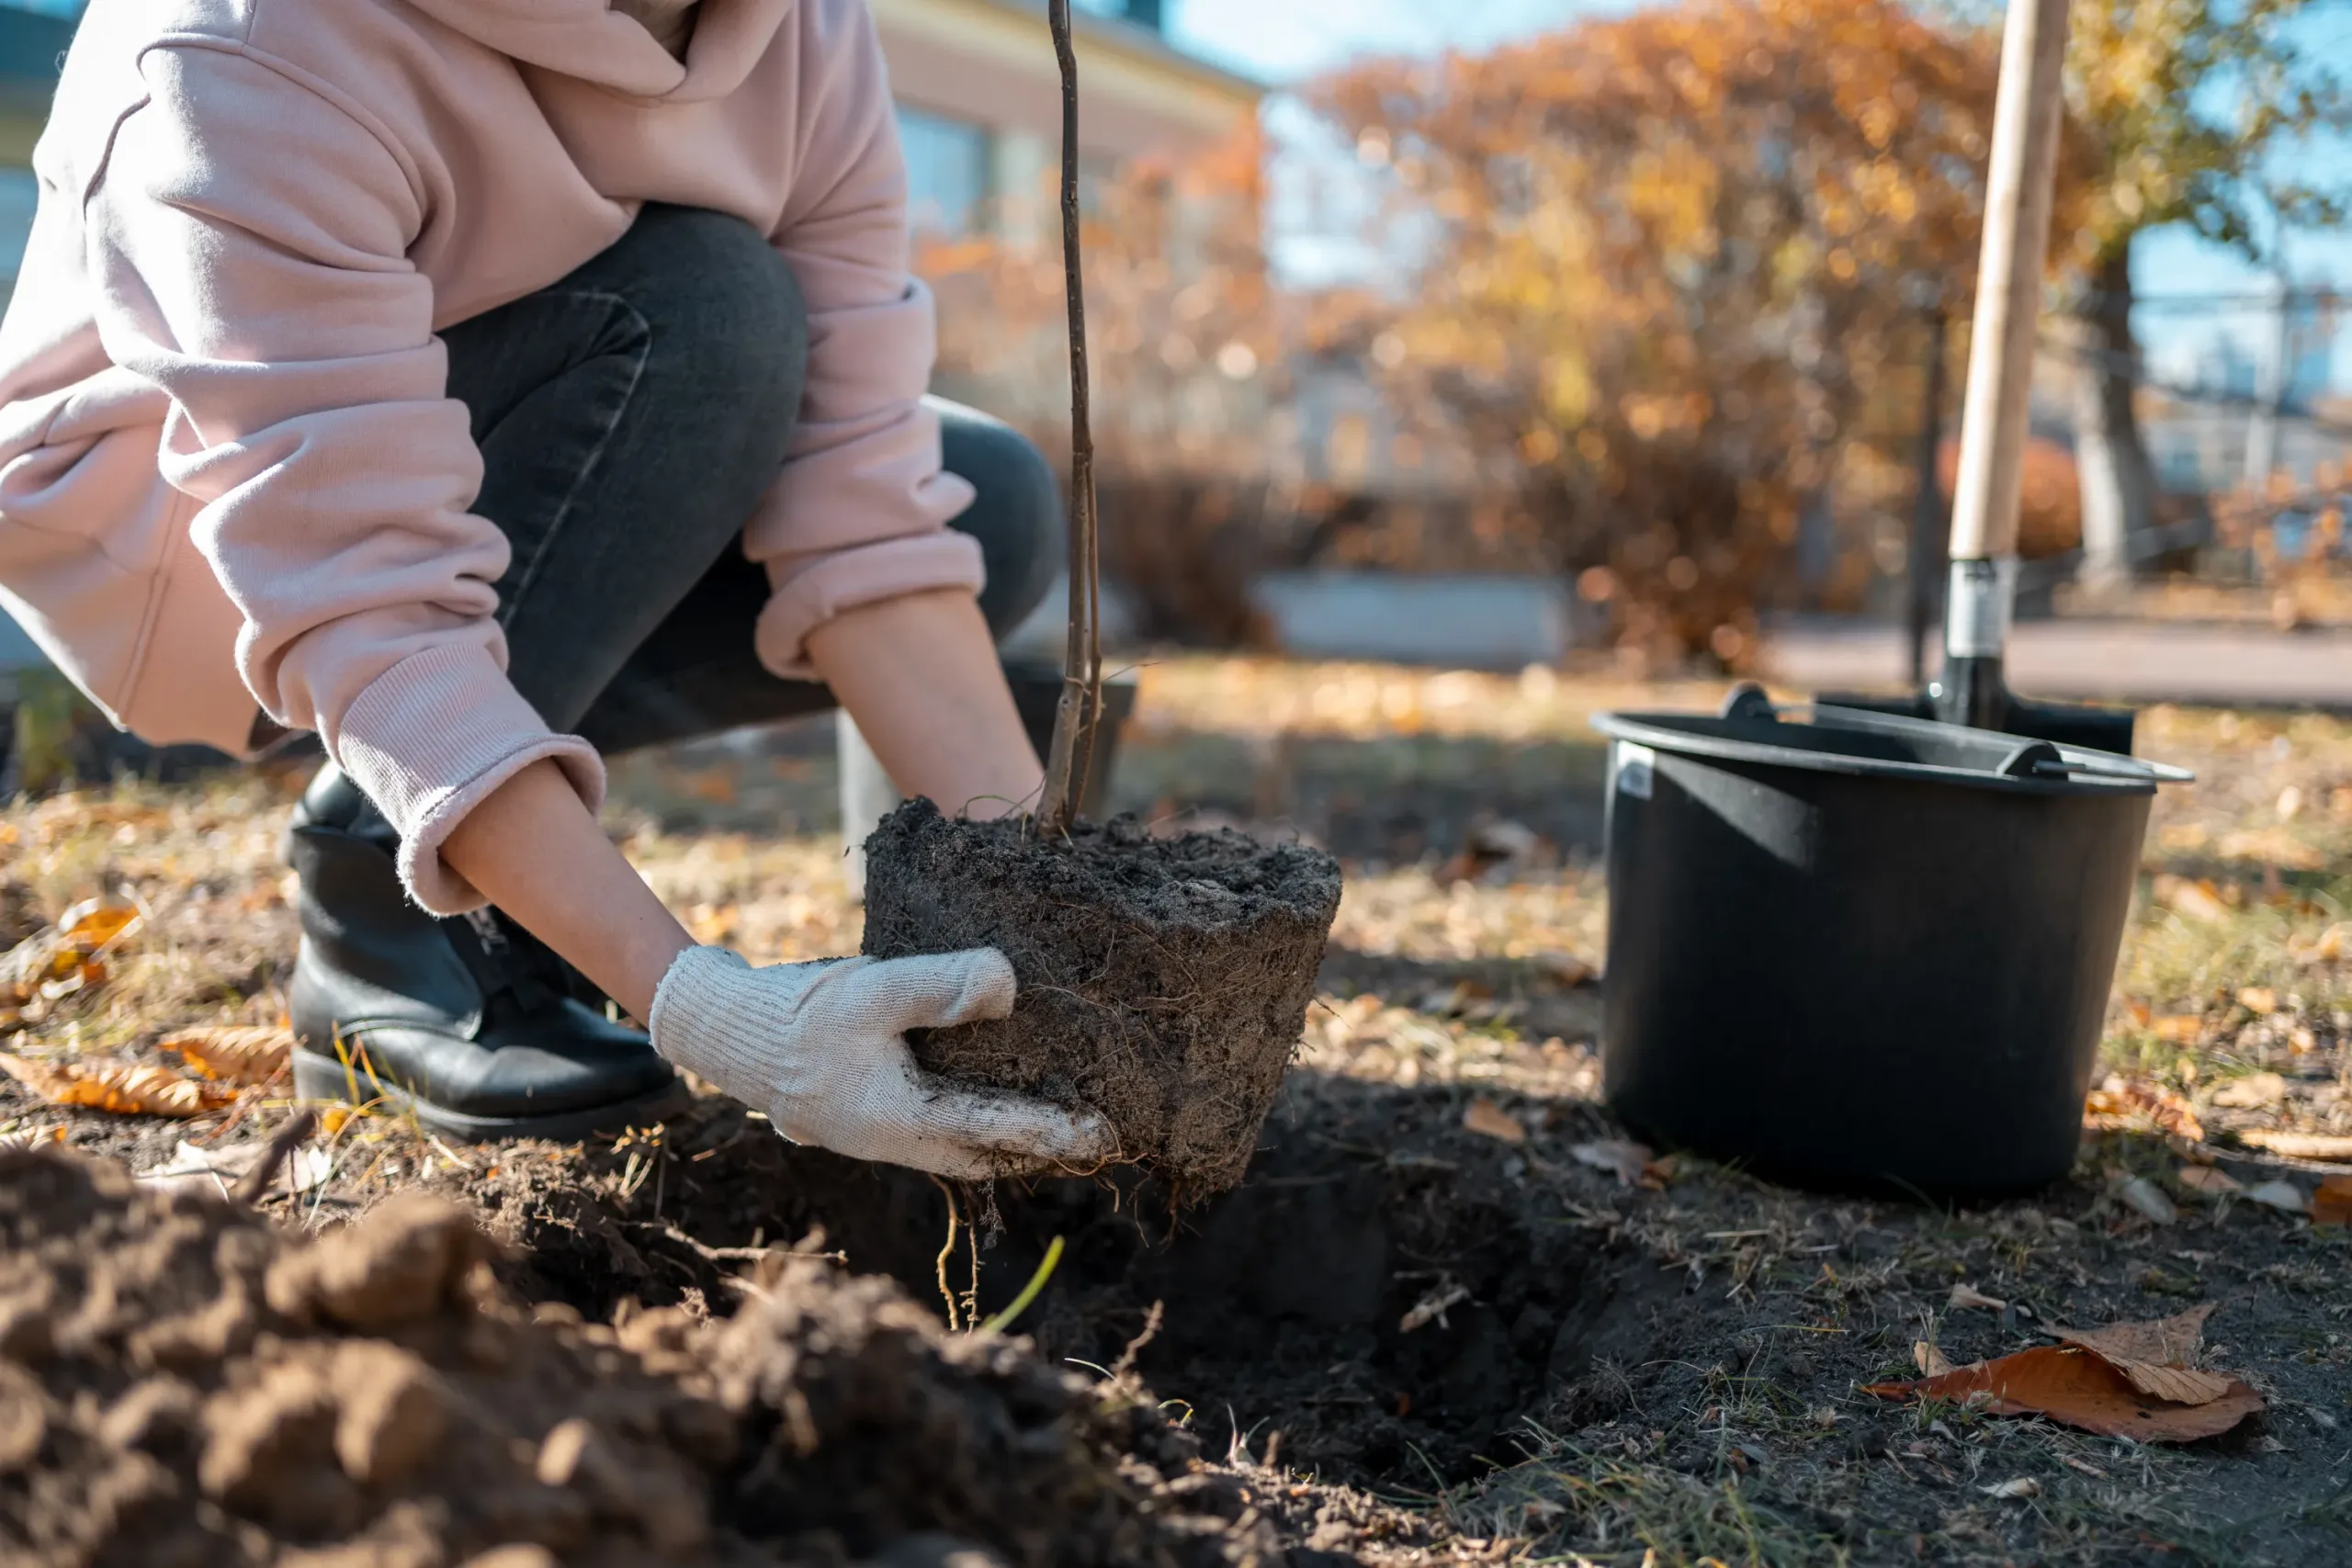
[648,945,1113,1179]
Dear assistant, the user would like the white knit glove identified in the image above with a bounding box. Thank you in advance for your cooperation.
[648,945,1113,1179]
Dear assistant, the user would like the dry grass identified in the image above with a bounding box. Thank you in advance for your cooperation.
[6,656,2352,1564]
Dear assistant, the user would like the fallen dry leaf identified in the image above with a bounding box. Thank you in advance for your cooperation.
[1533,951,1595,987]
[2237,986,2280,1016]
[1913,1340,1955,1377]
[2150,1014,2204,1043]
[1435,819,1541,886]
[2312,1176,2352,1227]
[0,1053,233,1118]
[59,897,141,949]
[2237,1129,2352,1160]
[2177,1165,2243,1197]
[1568,1139,1652,1185]
[162,1025,292,1086]
[139,1137,332,1200]
[1949,1282,2007,1312]
[2051,1304,2230,1406]
[1980,1477,2041,1500]
[1462,1098,1527,1145]
[2116,1174,2178,1225]
[1399,1282,1471,1333]
[2083,1077,2206,1144]
[2210,1072,2288,1110]
[2243,1179,2309,1214]
[1,897,142,1013]
[2154,874,2230,923]
[1864,1345,2263,1442]
[2216,829,2325,872]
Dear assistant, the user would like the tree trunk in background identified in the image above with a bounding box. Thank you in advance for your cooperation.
[2073,243,2158,602]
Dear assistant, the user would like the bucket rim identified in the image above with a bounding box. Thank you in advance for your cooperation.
[1589,707,2173,797]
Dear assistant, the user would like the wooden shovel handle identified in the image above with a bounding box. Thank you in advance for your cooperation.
[1947,0,2070,565]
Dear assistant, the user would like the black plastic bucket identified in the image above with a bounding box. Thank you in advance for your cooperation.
[1591,686,2187,1195]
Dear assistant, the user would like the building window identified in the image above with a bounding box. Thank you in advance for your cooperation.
[898,107,990,235]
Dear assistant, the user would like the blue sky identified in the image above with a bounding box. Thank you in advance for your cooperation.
[1165,0,2352,396]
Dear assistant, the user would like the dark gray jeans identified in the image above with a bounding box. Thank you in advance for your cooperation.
[437,203,1059,754]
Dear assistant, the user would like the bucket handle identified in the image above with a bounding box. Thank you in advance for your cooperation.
[1719,682,1779,724]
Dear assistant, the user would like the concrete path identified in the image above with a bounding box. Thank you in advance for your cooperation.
[1761,616,2352,711]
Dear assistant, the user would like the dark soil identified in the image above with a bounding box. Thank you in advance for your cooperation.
[15,690,2352,1564]
[447,1069,2352,1566]
[456,1078,1633,1491]
[0,1145,1436,1568]
[860,801,1342,1197]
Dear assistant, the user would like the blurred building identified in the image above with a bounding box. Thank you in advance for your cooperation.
[0,0,1260,293]
[881,0,1260,237]
[0,0,1261,678]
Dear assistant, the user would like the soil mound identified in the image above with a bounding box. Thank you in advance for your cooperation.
[0,1148,1363,1568]
[860,802,1342,1197]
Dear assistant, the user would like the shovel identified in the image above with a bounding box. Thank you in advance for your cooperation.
[1818,0,2136,756]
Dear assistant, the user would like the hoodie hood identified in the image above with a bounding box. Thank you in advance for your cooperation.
[398,0,797,102]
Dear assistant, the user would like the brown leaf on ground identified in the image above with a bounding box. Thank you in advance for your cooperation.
[2153,874,2231,922]
[2177,1165,2243,1196]
[1435,819,1541,886]
[0,1053,234,1118]
[2116,1173,2178,1225]
[1532,951,1595,987]
[1461,1098,1527,1145]
[1567,1138,1652,1185]
[2151,1014,2204,1043]
[1913,1340,1954,1376]
[2237,986,2280,1015]
[59,897,141,948]
[2055,1303,2215,1362]
[2083,1077,2206,1144]
[2302,923,2349,964]
[2244,1178,2310,1213]
[2311,1175,2352,1227]
[2238,1129,2352,1160]
[2216,829,2325,872]
[2211,1071,2288,1109]
[162,1025,293,1086]
[1397,1282,1471,1333]
[2051,1304,2231,1405]
[1,897,142,1012]
[1863,1345,2262,1442]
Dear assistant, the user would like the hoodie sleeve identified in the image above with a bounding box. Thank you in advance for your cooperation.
[85,43,601,915]
[747,0,984,679]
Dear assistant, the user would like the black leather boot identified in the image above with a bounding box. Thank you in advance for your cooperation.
[284,766,689,1140]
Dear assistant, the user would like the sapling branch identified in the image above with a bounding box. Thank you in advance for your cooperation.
[1035,0,1103,836]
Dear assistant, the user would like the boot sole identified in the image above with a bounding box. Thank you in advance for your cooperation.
[291,1048,694,1144]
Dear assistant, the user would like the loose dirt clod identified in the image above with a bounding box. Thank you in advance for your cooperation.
[0,1146,1376,1568]
[860,801,1343,1198]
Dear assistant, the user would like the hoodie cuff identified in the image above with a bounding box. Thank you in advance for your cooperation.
[331,643,605,915]
[753,531,987,679]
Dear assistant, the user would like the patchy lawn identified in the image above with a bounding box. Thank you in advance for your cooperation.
[5,659,2351,1566]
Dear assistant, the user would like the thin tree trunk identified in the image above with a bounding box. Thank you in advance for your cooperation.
[1035,0,1102,835]
[2072,242,2158,601]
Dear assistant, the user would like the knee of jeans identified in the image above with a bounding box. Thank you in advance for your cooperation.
[949,420,1064,639]
[633,208,809,425]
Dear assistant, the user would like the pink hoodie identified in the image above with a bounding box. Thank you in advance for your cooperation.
[0,0,980,911]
